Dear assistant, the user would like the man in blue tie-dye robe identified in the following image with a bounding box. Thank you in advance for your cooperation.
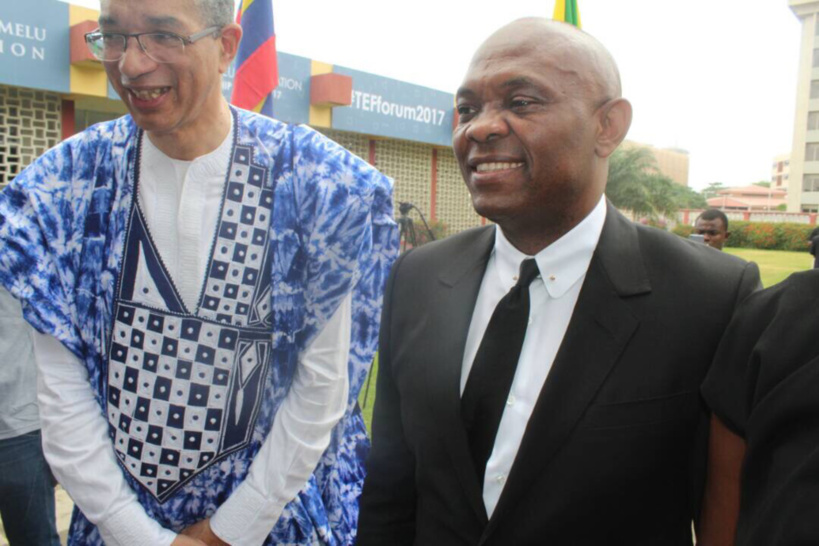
[0,0,397,544]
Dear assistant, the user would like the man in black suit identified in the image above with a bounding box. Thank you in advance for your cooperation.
[357,18,759,545]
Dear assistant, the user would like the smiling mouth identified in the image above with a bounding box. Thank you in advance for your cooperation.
[129,87,170,101]
[475,162,524,173]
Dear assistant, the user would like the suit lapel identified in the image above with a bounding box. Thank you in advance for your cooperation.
[483,205,650,536]
[424,226,495,523]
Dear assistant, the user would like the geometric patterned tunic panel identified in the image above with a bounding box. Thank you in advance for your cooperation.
[0,108,400,545]
[108,141,274,502]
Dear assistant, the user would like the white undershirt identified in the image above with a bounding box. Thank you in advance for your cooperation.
[460,197,606,518]
[32,126,351,546]
[138,129,232,311]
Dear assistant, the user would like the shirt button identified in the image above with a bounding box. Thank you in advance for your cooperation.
[495,474,506,484]
[506,395,516,406]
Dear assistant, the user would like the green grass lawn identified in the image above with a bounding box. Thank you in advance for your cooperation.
[358,354,378,431]
[724,247,813,287]
[357,248,815,432]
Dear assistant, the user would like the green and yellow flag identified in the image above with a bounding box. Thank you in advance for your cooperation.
[553,0,581,28]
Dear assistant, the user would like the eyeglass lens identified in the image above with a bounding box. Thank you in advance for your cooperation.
[89,34,185,63]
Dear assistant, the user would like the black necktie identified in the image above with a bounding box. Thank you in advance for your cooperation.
[461,258,540,484]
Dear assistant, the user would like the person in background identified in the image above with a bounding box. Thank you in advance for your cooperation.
[700,269,819,544]
[0,0,397,544]
[695,209,731,251]
[0,287,60,546]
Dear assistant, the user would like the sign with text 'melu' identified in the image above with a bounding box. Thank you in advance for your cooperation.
[331,66,454,147]
[0,0,69,93]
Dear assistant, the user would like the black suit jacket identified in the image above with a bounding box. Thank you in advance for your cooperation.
[358,204,760,546]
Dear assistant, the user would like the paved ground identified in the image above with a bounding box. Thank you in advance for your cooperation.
[0,486,72,546]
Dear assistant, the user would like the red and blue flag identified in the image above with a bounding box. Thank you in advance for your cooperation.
[231,0,278,116]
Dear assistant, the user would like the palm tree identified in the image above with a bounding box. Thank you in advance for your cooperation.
[606,147,679,219]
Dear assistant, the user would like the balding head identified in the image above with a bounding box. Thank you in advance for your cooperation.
[453,17,632,254]
[469,18,622,108]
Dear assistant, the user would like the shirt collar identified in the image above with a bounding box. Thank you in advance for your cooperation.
[492,196,607,298]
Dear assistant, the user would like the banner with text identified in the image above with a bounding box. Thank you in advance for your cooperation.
[0,0,69,93]
[332,66,454,146]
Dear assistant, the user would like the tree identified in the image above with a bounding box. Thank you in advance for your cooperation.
[607,147,680,218]
[753,181,771,188]
[701,182,726,200]
[668,184,707,209]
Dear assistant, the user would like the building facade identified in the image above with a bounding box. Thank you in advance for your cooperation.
[0,0,485,238]
[771,153,790,190]
[622,140,690,186]
[788,0,819,213]
[706,185,788,211]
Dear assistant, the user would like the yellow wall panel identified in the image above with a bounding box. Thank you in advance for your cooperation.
[308,61,333,128]
[69,5,99,25]
[69,5,109,98]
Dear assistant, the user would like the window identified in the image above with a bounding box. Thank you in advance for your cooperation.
[806,143,819,161]
[811,81,819,100]
[809,112,819,131]
[813,49,819,68]
[803,174,819,192]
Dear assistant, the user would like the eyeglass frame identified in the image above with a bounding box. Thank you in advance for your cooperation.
[84,26,223,63]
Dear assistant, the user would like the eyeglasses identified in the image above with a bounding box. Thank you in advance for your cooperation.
[84,27,221,63]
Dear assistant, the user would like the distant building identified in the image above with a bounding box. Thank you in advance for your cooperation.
[707,185,788,211]
[787,0,819,213]
[623,141,690,186]
[771,153,791,190]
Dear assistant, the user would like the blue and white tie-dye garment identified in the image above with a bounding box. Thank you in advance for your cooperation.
[0,108,398,545]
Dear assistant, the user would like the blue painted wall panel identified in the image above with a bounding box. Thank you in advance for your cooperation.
[332,66,454,146]
[0,0,70,93]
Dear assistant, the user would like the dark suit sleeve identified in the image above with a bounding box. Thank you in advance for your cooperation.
[357,252,417,545]
[734,260,762,307]
[701,261,763,437]
[689,259,761,522]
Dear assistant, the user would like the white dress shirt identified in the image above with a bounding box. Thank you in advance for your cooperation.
[460,197,607,518]
[0,286,39,440]
[32,124,351,546]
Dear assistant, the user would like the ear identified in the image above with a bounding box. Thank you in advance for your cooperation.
[595,98,632,158]
[218,23,243,73]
